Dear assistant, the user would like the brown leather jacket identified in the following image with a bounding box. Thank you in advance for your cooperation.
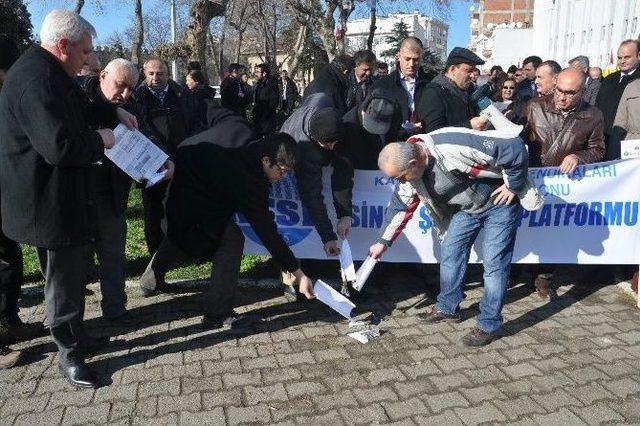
[524,94,605,167]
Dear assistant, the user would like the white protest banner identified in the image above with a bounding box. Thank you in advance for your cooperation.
[239,159,640,265]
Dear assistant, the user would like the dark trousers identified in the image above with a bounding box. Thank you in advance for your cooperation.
[142,180,169,255]
[44,245,91,367]
[140,222,245,317]
[93,196,128,318]
[0,230,23,325]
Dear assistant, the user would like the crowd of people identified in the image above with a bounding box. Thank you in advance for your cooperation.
[0,9,638,388]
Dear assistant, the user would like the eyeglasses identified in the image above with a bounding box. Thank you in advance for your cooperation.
[555,87,581,97]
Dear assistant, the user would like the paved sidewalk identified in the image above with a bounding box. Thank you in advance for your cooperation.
[1,271,639,425]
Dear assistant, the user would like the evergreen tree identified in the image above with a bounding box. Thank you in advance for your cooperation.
[0,0,33,49]
[382,21,410,59]
[422,49,444,82]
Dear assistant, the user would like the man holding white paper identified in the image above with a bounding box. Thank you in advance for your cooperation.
[368,128,536,347]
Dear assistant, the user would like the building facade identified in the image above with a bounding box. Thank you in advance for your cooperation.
[532,0,640,68]
[345,11,448,66]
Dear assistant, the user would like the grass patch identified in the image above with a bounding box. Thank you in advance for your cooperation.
[21,187,277,283]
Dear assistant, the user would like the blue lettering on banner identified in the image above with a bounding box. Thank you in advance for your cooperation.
[520,201,638,227]
[419,206,433,233]
[529,164,617,180]
[352,201,385,228]
[374,176,398,186]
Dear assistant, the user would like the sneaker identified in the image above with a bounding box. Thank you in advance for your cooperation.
[462,327,499,347]
[0,345,21,369]
[533,275,557,300]
[417,308,461,323]
[0,319,46,344]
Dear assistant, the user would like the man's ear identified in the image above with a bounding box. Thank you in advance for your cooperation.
[57,38,70,57]
[408,158,418,167]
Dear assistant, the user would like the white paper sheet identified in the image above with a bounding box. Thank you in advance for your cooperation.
[339,239,357,282]
[313,280,355,319]
[353,255,378,292]
[107,124,169,186]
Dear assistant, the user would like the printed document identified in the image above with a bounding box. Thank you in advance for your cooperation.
[108,124,168,187]
[314,280,355,319]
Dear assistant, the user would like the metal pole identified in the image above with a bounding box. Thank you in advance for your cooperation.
[170,0,177,80]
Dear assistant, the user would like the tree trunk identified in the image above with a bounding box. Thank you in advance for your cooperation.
[234,29,245,63]
[318,2,337,61]
[367,5,376,50]
[131,0,144,66]
[186,0,228,78]
[287,25,307,76]
[74,0,85,14]
[207,30,220,83]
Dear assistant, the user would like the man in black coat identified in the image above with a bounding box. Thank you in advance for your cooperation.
[221,63,250,118]
[595,39,640,160]
[135,57,196,255]
[252,63,280,137]
[419,47,488,133]
[139,108,315,324]
[278,70,299,115]
[345,50,377,111]
[303,54,355,114]
[373,37,429,142]
[77,58,174,324]
[517,55,542,102]
[0,9,137,388]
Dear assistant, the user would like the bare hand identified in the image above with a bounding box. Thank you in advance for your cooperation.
[293,269,315,299]
[97,128,115,149]
[368,242,387,260]
[559,154,579,174]
[324,240,340,257]
[336,217,351,239]
[470,116,489,130]
[162,160,175,180]
[491,184,516,205]
[116,107,138,130]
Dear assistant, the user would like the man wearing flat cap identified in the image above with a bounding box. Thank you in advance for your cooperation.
[418,47,489,133]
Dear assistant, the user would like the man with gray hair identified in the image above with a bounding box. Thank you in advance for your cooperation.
[76,58,174,325]
[569,55,600,105]
[368,128,532,346]
[534,60,561,97]
[0,9,137,388]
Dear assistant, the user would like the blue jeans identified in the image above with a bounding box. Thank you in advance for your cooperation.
[436,202,522,333]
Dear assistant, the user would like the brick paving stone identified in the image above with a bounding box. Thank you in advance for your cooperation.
[352,386,399,404]
[268,398,315,422]
[407,346,446,362]
[47,389,94,409]
[134,396,158,418]
[244,383,288,405]
[162,362,203,379]
[602,377,640,398]
[381,397,429,420]
[465,351,510,368]
[413,409,464,425]
[180,375,223,395]
[93,383,138,403]
[221,371,261,388]
[261,366,302,384]
[313,389,358,411]
[460,384,507,404]
[313,347,350,362]
[157,393,202,415]
[275,351,314,366]
[454,402,506,425]
[295,410,344,425]
[202,359,242,375]
[493,395,546,420]
[226,404,272,425]
[14,407,64,426]
[393,380,432,399]
[110,401,137,422]
[202,389,242,407]
[423,391,469,413]
[567,382,617,405]
[564,365,610,385]
[0,394,50,417]
[570,402,625,424]
[462,364,509,385]
[324,371,368,392]
[429,373,473,392]
[593,360,638,378]
[339,404,390,424]
[532,407,587,425]
[178,407,226,425]
[367,368,407,386]
[399,361,441,379]
[285,381,327,398]
[501,362,544,379]
[138,378,181,398]
[62,403,111,425]
[433,356,475,374]
[531,389,583,412]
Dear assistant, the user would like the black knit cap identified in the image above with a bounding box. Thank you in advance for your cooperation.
[308,107,344,144]
[0,36,20,71]
[445,47,485,68]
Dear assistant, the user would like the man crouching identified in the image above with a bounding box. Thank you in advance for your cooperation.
[369,128,532,346]
[139,108,314,327]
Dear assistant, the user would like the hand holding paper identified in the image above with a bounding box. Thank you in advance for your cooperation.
[313,280,355,319]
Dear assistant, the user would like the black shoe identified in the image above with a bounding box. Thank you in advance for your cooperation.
[0,345,21,369]
[141,281,181,297]
[81,335,110,356]
[462,326,499,347]
[59,362,100,389]
[202,313,253,329]
[417,308,461,323]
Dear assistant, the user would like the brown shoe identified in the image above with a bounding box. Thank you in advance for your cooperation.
[0,320,46,344]
[0,345,21,369]
[534,276,557,300]
[417,308,461,323]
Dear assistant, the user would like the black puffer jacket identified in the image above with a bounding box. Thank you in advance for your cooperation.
[418,74,478,133]
[303,64,349,114]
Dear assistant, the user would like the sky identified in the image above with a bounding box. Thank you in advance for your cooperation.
[26,0,473,53]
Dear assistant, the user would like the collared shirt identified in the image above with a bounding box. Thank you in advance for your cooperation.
[620,67,637,83]
[149,84,170,105]
[400,72,416,112]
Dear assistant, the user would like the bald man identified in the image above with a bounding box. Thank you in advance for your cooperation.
[373,37,429,141]
[77,58,174,323]
[524,67,604,299]
[368,128,534,347]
